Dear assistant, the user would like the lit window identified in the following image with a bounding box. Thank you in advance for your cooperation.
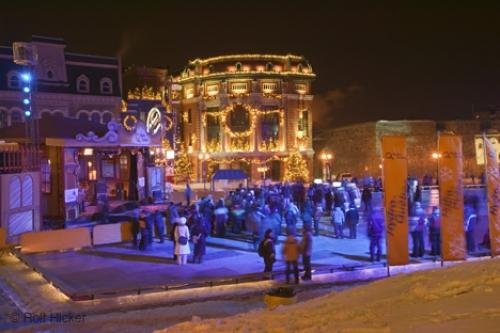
[7,71,20,89]
[206,83,219,96]
[231,82,248,94]
[295,83,307,94]
[77,75,90,93]
[100,78,113,94]
[262,82,278,94]
[41,158,51,193]
[184,86,194,99]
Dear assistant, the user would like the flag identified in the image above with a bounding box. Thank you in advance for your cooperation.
[439,134,466,261]
[484,135,500,256]
[381,136,408,265]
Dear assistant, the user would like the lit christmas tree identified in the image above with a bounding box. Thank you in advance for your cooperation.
[284,151,309,182]
[174,147,193,182]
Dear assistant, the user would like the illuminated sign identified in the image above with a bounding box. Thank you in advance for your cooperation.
[123,115,137,131]
[146,107,162,135]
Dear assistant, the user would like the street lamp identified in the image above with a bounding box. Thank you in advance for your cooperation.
[431,152,441,185]
[198,152,210,190]
[320,152,333,181]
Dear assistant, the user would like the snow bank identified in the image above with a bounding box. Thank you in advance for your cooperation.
[158,258,500,333]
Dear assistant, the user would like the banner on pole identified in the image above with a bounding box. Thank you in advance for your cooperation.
[382,136,408,266]
[484,135,500,256]
[439,134,466,261]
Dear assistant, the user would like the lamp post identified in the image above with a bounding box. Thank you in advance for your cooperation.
[431,152,441,185]
[198,152,210,190]
[320,152,333,181]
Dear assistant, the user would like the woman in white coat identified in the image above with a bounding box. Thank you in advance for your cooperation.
[174,217,191,265]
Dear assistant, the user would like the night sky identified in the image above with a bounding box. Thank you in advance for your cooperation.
[2,1,500,129]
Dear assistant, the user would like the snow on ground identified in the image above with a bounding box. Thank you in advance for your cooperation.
[157,258,500,333]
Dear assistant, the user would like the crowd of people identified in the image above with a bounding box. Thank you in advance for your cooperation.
[128,179,485,280]
[130,181,372,281]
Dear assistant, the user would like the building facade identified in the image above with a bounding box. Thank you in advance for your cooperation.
[318,119,500,182]
[0,35,121,129]
[171,54,315,183]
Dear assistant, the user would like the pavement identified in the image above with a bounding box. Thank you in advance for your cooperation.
[13,216,437,301]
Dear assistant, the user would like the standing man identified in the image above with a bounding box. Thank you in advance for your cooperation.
[345,203,360,239]
[428,206,441,256]
[361,187,372,213]
[300,226,313,280]
[465,206,477,254]
[185,179,193,206]
[154,210,165,243]
[331,206,345,239]
[259,229,276,279]
[282,232,300,284]
[368,207,384,262]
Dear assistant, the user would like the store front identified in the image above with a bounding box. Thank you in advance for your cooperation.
[44,119,163,221]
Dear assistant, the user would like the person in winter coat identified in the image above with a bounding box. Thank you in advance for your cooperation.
[185,180,193,206]
[261,229,276,279]
[300,226,313,280]
[154,210,165,243]
[191,217,208,263]
[138,210,149,250]
[345,204,359,239]
[302,199,314,231]
[282,232,300,284]
[174,217,191,265]
[331,206,345,239]
[284,201,300,236]
[214,199,229,237]
[465,206,477,254]
[409,202,425,257]
[427,206,441,256]
[313,202,324,236]
[368,208,384,262]
[361,187,372,213]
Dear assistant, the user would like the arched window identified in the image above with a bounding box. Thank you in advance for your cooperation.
[9,176,21,209]
[11,110,22,123]
[47,70,54,79]
[100,77,112,94]
[297,64,303,73]
[235,62,242,72]
[91,112,101,123]
[266,62,273,71]
[77,111,90,121]
[0,110,8,128]
[22,175,33,206]
[7,71,20,89]
[102,112,112,124]
[77,75,90,93]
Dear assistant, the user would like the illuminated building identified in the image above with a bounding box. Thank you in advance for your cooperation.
[171,54,315,183]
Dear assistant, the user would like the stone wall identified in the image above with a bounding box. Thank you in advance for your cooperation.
[319,119,500,181]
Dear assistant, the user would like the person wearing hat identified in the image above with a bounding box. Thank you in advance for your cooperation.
[174,217,190,265]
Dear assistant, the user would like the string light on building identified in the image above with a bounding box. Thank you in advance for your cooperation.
[21,72,32,117]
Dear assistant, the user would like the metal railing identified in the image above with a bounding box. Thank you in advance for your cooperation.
[0,144,41,174]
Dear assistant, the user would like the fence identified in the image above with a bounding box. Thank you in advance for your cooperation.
[0,144,41,174]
